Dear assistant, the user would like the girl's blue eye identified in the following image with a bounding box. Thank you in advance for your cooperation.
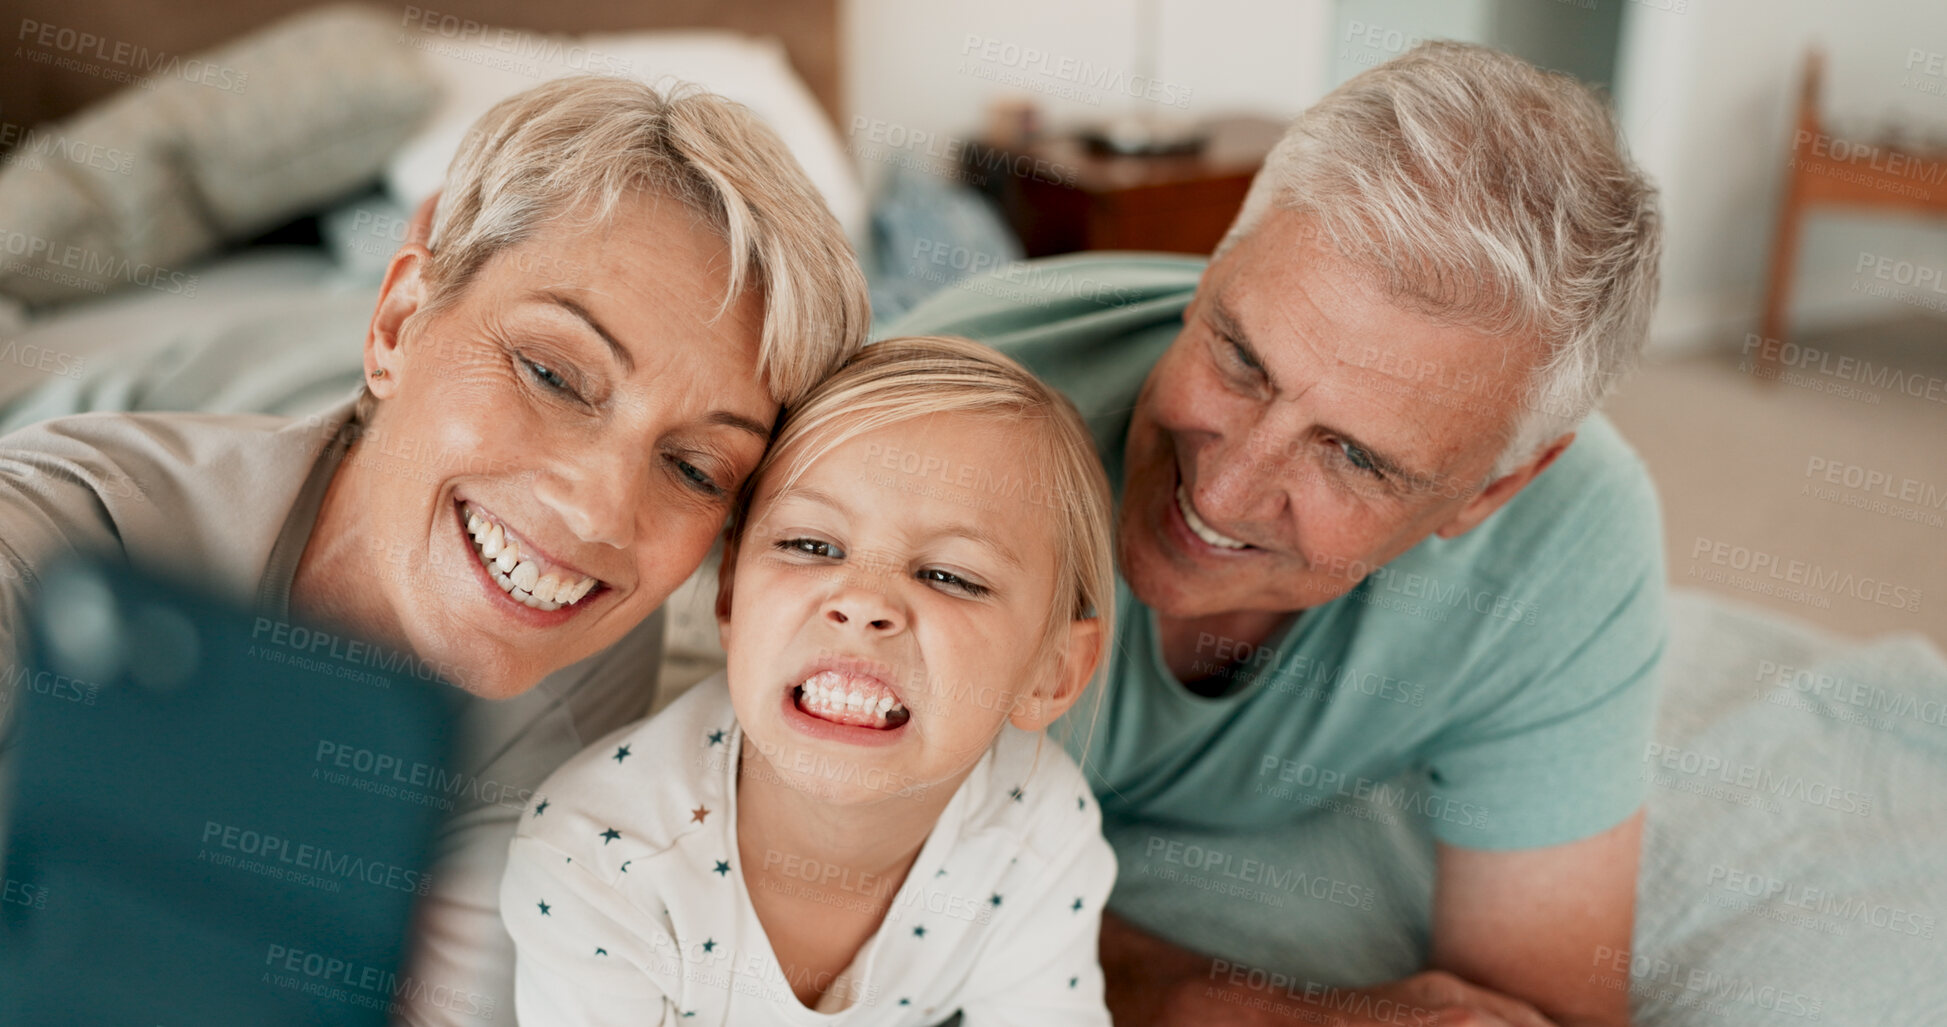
[776,538,841,559]
[524,358,569,393]
[919,568,990,597]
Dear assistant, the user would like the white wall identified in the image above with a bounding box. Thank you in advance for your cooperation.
[1615,0,1947,352]
[841,0,1333,189]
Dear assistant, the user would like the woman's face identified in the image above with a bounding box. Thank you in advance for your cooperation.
[342,191,775,699]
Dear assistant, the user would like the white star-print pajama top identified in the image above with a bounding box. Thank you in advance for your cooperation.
[500,671,1117,1026]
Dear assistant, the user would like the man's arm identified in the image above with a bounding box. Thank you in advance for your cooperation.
[1428,809,1642,1027]
[1101,803,1647,1027]
[1104,909,1556,1027]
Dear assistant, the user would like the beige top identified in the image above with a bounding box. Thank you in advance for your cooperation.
[0,399,665,1026]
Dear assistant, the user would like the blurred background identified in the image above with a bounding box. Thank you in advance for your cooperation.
[0,0,1942,648]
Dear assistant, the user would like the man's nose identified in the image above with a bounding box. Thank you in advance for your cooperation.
[1197,424,1292,525]
[531,444,649,549]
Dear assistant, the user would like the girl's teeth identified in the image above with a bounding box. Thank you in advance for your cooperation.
[481,524,505,559]
[794,673,909,729]
[495,548,518,574]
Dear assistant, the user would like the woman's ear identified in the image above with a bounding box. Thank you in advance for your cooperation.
[366,243,432,396]
[1009,617,1104,732]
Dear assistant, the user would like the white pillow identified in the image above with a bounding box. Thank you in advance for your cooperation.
[385,28,866,246]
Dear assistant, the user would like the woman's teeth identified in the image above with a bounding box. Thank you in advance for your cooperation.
[795,670,910,729]
[463,503,599,612]
[1176,483,1250,550]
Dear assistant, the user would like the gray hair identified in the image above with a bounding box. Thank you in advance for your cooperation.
[367,75,867,420]
[1218,41,1661,479]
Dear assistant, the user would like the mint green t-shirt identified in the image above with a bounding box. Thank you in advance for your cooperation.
[883,254,1666,852]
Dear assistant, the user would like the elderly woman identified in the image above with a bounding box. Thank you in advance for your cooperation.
[0,76,867,1023]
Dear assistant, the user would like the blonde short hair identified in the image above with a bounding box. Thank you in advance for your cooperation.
[727,335,1117,697]
[379,75,867,415]
[1220,41,1661,478]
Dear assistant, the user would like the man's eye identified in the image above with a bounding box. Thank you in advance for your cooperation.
[1337,439,1385,478]
[918,568,990,597]
[776,538,841,559]
[523,358,571,393]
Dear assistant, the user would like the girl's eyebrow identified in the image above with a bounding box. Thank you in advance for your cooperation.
[776,485,1025,570]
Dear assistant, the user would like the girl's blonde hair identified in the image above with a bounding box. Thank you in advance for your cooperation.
[727,334,1117,717]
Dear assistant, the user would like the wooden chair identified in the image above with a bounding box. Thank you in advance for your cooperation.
[1757,50,1947,379]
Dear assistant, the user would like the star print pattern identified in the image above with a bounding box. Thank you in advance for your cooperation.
[502,674,1117,1024]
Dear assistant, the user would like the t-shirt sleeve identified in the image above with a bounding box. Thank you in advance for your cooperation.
[953,766,1118,1026]
[501,832,673,1026]
[1418,429,1667,851]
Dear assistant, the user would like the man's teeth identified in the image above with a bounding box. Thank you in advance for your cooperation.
[1176,483,1250,550]
[463,503,599,611]
[795,670,910,729]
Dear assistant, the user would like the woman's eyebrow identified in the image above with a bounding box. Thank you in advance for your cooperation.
[535,291,634,373]
[707,410,772,440]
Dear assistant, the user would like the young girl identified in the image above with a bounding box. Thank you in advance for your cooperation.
[501,335,1119,1025]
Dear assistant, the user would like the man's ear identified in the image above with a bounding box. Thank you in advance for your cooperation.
[365,243,432,396]
[714,531,741,652]
[1434,432,1576,540]
[1009,617,1104,732]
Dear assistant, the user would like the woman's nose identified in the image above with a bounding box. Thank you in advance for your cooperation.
[531,449,647,549]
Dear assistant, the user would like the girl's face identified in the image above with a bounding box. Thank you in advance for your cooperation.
[717,411,1095,807]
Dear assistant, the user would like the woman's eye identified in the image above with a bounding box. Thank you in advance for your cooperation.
[523,358,571,394]
[1336,439,1385,479]
[776,537,841,559]
[919,567,990,597]
[674,459,723,497]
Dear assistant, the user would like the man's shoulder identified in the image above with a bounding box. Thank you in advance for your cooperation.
[881,252,1206,344]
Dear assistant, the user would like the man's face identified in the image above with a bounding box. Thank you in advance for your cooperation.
[1117,208,1549,621]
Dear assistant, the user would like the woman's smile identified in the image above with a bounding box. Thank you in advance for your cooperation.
[453,497,609,626]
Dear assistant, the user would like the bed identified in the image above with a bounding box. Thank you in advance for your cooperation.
[2,5,1942,1023]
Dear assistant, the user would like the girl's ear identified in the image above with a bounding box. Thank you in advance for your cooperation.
[714,531,741,652]
[1009,617,1104,732]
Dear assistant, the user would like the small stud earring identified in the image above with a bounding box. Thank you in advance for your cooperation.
[369,368,386,379]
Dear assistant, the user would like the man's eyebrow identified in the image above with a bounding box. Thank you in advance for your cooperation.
[1209,295,1278,391]
[540,291,634,374]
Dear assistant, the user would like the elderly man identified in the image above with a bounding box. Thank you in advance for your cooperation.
[886,42,1663,1026]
